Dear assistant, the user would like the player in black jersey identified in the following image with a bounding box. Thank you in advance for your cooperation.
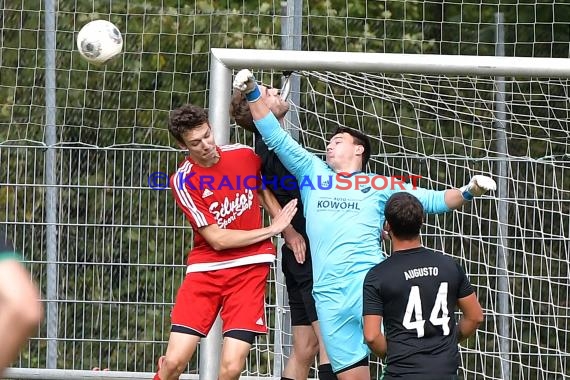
[362,192,484,380]
[231,86,335,380]
[0,234,42,374]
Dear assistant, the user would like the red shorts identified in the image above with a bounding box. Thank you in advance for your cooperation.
[171,263,270,336]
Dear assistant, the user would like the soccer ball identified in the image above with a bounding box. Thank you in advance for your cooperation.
[77,20,123,65]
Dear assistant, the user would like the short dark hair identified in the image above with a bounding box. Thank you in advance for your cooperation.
[229,89,256,132]
[168,103,209,144]
[332,126,371,169]
[384,192,424,239]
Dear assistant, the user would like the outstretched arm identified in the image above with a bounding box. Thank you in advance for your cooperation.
[444,175,497,210]
[233,69,320,180]
[233,70,270,121]
[198,199,298,251]
[398,175,497,214]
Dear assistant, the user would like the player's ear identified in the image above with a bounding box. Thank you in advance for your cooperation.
[355,144,364,155]
[382,221,391,241]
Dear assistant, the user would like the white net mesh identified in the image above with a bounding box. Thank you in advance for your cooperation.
[272,70,569,379]
[2,0,570,379]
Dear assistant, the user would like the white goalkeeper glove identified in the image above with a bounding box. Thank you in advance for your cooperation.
[233,69,261,102]
[459,175,497,201]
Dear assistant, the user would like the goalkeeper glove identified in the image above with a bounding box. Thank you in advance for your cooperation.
[233,69,261,102]
[459,175,497,201]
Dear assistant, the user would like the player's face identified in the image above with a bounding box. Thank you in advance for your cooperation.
[180,123,219,166]
[260,85,289,120]
[326,133,362,171]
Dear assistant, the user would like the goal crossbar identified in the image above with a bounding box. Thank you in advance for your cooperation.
[208,47,570,146]
[211,48,570,77]
[205,48,570,380]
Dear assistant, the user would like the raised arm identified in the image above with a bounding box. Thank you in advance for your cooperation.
[393,175,497,214]
[233,69,320,179]
[445,175,498,210]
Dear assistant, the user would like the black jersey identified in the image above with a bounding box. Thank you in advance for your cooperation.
[254,133,307,238]
[363,247,474,379]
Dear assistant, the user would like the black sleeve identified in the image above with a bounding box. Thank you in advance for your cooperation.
[256,139,296,183]
[255,138,307,236]
[363,268,384,316]
[455,261,475,299]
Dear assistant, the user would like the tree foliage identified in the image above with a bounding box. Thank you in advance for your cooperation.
[1,0,569,376]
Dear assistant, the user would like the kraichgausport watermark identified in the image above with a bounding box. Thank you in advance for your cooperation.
[148,171,421,191]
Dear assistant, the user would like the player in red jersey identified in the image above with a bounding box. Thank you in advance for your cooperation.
[153,103,304,380]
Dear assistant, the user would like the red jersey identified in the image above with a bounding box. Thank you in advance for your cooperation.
[170,144,275,272]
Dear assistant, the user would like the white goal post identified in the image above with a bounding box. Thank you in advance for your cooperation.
[209,48,570,143]
[206,48,570,380]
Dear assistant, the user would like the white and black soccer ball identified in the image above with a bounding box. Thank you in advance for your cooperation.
[77,20,123,65]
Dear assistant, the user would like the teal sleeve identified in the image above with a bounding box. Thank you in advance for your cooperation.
[406,184,451,214]
[385,182,451,214]
[0,237,22,261]
[0,251,22,262]
[254,112,319,180]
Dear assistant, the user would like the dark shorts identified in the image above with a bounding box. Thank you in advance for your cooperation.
[383,374,458,380]
[281,245,318,325]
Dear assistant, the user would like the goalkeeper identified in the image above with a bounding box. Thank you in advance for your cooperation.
[234,69,496,380]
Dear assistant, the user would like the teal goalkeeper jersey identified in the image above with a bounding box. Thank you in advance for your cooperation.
[255,113,451,290]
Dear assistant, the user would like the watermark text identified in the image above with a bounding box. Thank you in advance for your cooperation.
[148,172,421,192]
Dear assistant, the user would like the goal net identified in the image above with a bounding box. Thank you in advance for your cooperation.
[1,0,569,376]
[224,52,570,380]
